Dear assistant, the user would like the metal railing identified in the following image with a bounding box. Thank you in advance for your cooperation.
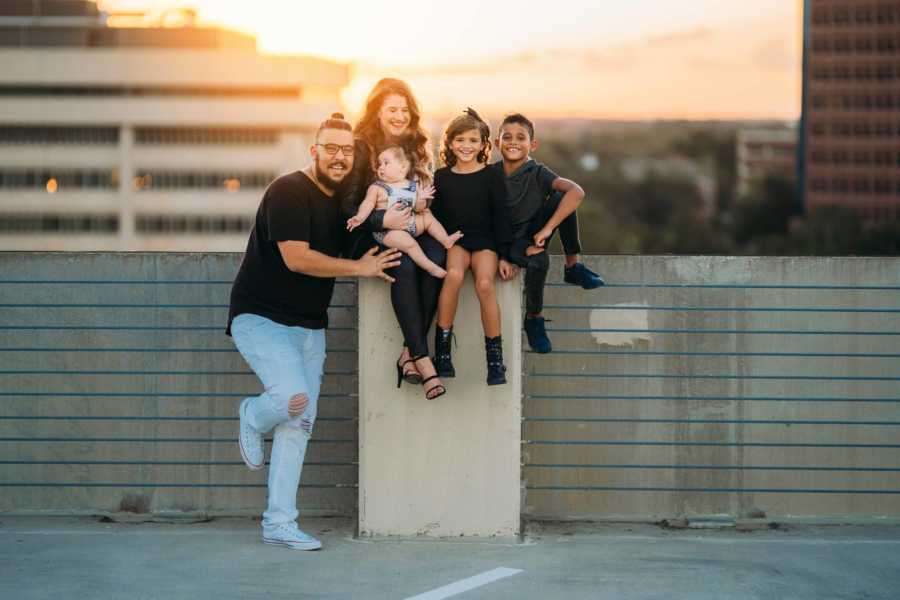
[0,252,358,516]
[522,256,900,521]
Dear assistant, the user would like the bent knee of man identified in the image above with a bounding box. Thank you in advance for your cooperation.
[287,393,309,418]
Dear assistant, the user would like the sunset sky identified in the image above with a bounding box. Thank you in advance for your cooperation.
[98,0,801,121]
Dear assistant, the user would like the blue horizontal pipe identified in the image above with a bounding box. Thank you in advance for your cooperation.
[526,440,900,448]
[541,304,900,313]
[528,372,900,382]
[545,283,900,290]
[546,327,900,336]
[0,460,357,466]
[0,369,357,376]
[0,416,355,422]
[2,279,894,289]
[0,437,355,443]
[0,392,354,399]
[526,485,900,494]
[0,303,355,309]
[524,349,900,359]
[524,464,900,472]
[0,347,356,353]
[0,326,358,331]
[526,394,900,403]
[0,483,356,488]
[0,279,357,285]
[523,417,900,426]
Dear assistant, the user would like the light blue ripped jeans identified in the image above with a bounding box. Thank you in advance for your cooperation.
[230,313,326,531]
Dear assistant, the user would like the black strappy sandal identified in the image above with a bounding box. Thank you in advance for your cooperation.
[396,358,422,388]
[410,354,446,400]
[421,375,447,401]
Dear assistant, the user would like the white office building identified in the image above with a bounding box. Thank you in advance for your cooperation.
[736,127,798,196]
[0,0,348,251]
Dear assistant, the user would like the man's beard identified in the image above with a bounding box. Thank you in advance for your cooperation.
[315,158,350,192]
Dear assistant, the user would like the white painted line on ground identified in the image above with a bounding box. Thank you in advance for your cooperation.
[402,567,523,600]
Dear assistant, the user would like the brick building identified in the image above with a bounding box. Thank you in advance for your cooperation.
[801,0,900,222]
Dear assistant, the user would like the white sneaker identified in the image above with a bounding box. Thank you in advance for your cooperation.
[238,398,264,470]
[262,523,322,551]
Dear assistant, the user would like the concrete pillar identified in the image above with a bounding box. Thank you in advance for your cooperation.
[118,124,135,249]
[358,276,522,538]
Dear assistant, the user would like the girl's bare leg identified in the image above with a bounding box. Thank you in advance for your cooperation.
[416,211,463,249]
[383,230,446,278]
[436,245,471,329]
[470,249,501,338]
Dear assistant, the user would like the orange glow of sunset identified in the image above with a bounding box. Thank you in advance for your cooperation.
[98,0,801,121]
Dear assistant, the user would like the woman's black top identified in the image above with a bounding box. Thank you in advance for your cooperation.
[339,140,376,259]
[430,166,512,259]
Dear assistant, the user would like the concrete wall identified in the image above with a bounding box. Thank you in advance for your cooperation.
[2,252,898,523]
[357,277,521,537]
[524,255,900,522]
[0,252,358,517]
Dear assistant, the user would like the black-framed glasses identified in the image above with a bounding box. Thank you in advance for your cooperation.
[316,143,355,156]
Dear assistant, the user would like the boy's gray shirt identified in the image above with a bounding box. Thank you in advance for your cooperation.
[491,159,558,239]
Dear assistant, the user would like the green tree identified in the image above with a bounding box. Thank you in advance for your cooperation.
[731,174,796,248]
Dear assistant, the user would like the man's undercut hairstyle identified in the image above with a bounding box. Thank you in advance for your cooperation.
[500,112,535,140]
[317,112,352,140]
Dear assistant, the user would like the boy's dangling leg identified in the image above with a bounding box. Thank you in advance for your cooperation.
[524,251,552,354]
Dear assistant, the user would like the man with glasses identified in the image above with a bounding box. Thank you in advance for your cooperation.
[226,113,400,550]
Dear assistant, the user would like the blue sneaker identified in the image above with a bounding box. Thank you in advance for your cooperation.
[564,263,605,290]
[524,316,552,354]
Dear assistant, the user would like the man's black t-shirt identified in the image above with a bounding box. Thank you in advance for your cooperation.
[226,170,343,334]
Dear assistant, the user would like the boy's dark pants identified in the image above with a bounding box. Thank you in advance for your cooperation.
[510,191,582,315]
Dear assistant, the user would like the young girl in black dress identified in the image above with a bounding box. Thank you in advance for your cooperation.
[431,109,513,385]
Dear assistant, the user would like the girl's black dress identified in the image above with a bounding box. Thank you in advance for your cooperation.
[430,166,512,259]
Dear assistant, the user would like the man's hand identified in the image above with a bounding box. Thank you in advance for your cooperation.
[383,203,412,230]
[346,215,364,231]
[533,227,553,248]
[356,246,402,283]
[499,259,519,281]
[525,245,545,257]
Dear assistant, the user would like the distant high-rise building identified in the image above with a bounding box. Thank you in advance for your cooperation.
[800,0,900,222]
[0,0,348,251]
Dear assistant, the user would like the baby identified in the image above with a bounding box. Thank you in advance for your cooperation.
[347,145,462,278]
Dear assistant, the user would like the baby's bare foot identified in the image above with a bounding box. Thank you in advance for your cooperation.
[443,231,464,249]
[428,265,448,278]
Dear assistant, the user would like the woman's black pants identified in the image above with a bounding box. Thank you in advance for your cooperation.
[386,235,446,358]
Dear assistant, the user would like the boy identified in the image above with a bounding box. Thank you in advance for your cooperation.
[493,113,604,354]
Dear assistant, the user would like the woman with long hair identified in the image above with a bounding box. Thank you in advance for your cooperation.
[342,78,447,400]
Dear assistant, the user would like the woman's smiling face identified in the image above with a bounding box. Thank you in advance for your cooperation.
[378,93,411,139]
[450,128,485,166]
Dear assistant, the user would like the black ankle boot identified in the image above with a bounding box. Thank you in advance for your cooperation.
[484,335,507,386]
[433,326,455,378]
